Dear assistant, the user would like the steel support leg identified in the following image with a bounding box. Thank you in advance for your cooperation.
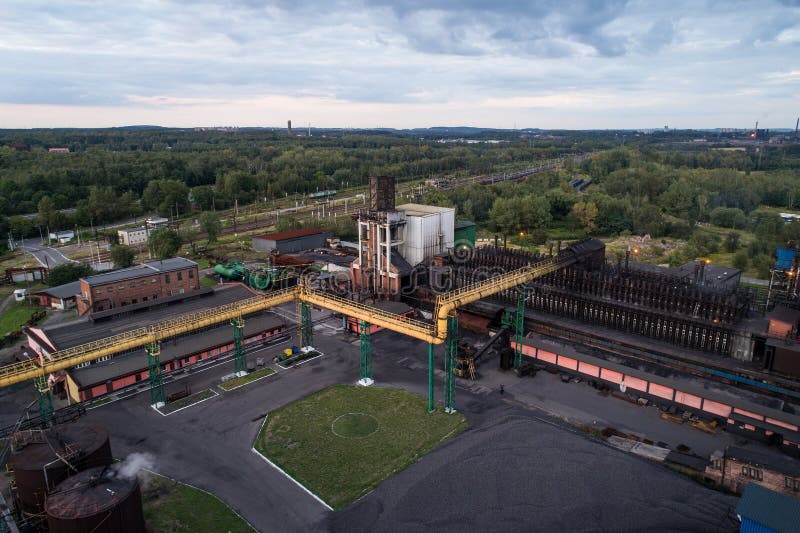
[34,376,53,427]
[232,316,247,376]
[444,315,458,413]
[428,343,435,413]
[514,284,526,368]
[358,320,373,386]
[146,342,165,408]
[300,301,313,347]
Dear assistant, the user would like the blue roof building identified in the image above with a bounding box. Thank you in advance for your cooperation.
[736,482,800,533]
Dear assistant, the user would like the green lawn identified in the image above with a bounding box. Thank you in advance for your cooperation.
[0,303,39,337]
[142,472,255,532]
[158,389,217,415]
[219,367,275,391]
[255,384,467,509]
[199,275,218,288]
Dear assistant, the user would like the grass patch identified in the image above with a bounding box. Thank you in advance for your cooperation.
[255,384,467,509]
[0,302,40,337]
[219,367,276,391]
[199,275,218,288]
[86,396,114,409]
[277,349,321,367]
[142,472,255,532]
[158,388,217,415]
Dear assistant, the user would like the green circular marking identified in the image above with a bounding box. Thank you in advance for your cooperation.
[331,412,379,438]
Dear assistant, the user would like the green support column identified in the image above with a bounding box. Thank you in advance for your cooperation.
[232,316,247,376]
[427,343,435,413]
[34,376,54,427]
[514,284,527,368]
[358,320,374,386]
[146,342,165,408]
[444,315,458,414]
[300,301,313,347]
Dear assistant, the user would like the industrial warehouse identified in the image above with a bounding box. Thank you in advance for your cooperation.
[2,176,800,531]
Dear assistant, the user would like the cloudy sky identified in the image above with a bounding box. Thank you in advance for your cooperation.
[1,0,798,129]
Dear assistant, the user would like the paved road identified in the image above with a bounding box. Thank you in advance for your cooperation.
[63,306,740,532]
[15,238,77,268]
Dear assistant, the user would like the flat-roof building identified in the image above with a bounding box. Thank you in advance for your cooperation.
[24,284,286,402]
[252,228,331,254]
[76,257,199,316]
[117,226,149,246]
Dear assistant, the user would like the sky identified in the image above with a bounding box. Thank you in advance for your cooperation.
[0,0,799,130]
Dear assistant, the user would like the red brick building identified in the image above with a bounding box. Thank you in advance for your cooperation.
[76,257,199,316]
[705,446,800,497]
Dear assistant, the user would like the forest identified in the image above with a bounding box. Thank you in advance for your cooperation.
[2,127,800,277]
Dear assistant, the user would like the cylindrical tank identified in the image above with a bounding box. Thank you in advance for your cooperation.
[214,262,246,281]
[248,269,272,290]
[9,423,113,516]
[46,466,145,533]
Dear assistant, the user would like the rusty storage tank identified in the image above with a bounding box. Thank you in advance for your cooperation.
[46,466,145,533]
[9,423,113,516]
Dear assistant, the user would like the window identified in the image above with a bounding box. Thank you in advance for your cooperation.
[177,271,183,281]
[118,285,125,290]
[135,374,142,382]
[152,278,157,283]
[165,274,171,283]
[189,270,194,279]
[75,361,90,369]
[107,287,114,292]
[744,467,763,480]
[742,466,747,475]
[131,299,137,304]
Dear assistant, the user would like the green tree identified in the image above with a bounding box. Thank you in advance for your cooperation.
[733,250,749,270]
[199,211,222,243]
[148,228,182,259]
[192,186,216,211]
[142,179,190,217]
[710,207,746,229]
[110,245,136,268]
[571,201,599,233]
[724,231,741,253]
[38,195,62,232]
[48,263,93,286]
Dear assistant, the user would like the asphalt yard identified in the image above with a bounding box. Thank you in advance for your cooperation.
[57,305,739,531]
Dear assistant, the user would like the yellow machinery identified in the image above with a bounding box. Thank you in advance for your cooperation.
[0,255,573,413]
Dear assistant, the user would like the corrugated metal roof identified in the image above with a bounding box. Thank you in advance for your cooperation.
[253,228,329,241]
[396,203,455,217]
[726,446,800,477]
[736,482,800,532]
[35,281,81,299]
[80,257,197,287]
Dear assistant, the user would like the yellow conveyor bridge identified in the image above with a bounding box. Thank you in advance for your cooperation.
[0,254,574,415]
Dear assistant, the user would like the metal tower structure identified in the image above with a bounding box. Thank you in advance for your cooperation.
[427,344,435,412]
[232,314,247,376]
[146,341,165,408]
[34,375,53,425]
[299,301,313,347]
[444,314,458,413]
[359,320,373,386]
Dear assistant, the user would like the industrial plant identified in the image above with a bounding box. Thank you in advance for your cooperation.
[2,174,800,531]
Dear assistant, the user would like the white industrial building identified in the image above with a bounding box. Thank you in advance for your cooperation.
[117,226,149,246]
[395,203,455,267]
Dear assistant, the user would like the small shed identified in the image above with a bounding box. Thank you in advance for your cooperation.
[34,281,81,310]
[252,228,331,254]
[736,482,800,533]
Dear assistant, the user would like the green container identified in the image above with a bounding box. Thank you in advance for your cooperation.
[454,220,477,247]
